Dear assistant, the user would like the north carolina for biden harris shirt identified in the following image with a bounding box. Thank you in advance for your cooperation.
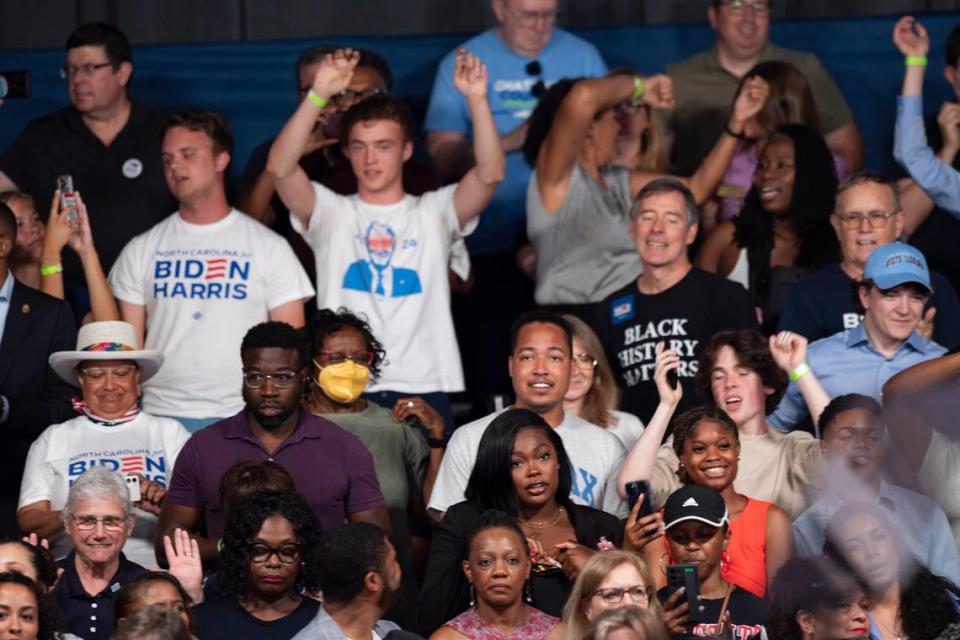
[596,268,758,426]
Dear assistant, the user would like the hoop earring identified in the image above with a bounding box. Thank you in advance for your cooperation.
[469,584,476,608]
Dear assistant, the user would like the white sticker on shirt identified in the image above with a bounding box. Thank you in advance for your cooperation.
[122,158,143,179]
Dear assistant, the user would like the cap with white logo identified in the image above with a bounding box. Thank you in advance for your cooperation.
[663,485,729,531]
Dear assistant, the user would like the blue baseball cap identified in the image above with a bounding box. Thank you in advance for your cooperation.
[863,242,932,293]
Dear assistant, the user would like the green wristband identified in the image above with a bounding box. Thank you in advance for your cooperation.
[40,263,63,276]
[633,76,644,100]
[790,363,811,383]
[905,56,928,67]
[307,89,329,108]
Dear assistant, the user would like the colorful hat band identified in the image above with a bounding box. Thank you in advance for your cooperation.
[80,342,137,352]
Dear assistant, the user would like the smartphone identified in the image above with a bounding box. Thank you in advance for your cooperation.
[124,475,142,502]
[667,368,679,390]
[0,71,30,99]
[625,480,653,517]
[57,175,78,219]
[667,563,701,625]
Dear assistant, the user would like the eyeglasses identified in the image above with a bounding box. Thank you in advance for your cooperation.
[331,87,383,109]
[78,365,137,381]
[247,542,302,564]
[591,585,651,605]
[242,371,300,389]
[574,353,598,370]
[526,60,546,98]
[719,0,770,14]
[71,515,129,531]
[316,351,375,367]
[60,62,113,79]
[835,209,901,229]
[505,4,559,27]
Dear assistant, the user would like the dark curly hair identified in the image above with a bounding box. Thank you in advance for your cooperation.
[217,490,321,598]
[0,572,59,640]
[0,539,58,591]
[671,405,740,484]
[114,572,193,627]
[767,555,864,640]
[308,307,387,382]
[824,504,960,640]
[694,330,788,415]
[733,124,840,315]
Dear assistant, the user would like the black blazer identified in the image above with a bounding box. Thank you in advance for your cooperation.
[0,280,77,509]
[418,500,623,634]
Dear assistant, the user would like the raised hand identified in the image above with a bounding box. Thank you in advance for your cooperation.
[453,49,489,100]
[729,76,770,132]
[393,396,445,440]
[163,528,203,602]
[137,475,166,516]
[66,192,95,257]
[623,494,663,553]
[311,49,360,99]
[938,103,960,154]
[41,190,77,258]
[552,541,595,581]
[662,587,693,635]
[917,306,936,341]
[769,331,807,374]
[641,75,675,110]
[654,341,683,406]
[893,16,929,58]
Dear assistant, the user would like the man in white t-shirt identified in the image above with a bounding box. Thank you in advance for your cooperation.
[428,311,627,519]
[110,110,314,432]
[267,48,504,429]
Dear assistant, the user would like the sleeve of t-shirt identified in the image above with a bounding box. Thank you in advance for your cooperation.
[650,442,682,509]
[345,437,387,513]
[796,53,853,134]
[163,420,193,485]
[427,426,473,515]
[420,184,478,241]
[930,272,960,350]
[401,426,430,491]
[600,438,628,519]
[423,50,469,134]
[17,428,54,508]
[108,235,148,305]
[288,181,348,247]
[777,280,821,340]
[785,434,824,490]
[162,436,204,509]
[263,232,315,310]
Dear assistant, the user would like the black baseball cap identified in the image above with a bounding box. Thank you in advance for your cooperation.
[663,485,729,531]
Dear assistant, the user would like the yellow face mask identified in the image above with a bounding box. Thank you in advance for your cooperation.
[315,360,370,404]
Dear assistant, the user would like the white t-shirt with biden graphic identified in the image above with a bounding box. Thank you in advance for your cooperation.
[18,413,190,568]
[109,210,314,418]
[292,182,473,393]
[428,409,627,518]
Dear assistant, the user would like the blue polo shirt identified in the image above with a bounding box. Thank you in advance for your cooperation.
[55,550,145,640]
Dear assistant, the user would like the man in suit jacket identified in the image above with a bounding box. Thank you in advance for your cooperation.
[0,202,76,536]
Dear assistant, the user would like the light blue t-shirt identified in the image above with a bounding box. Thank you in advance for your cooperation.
[424,28,607,254]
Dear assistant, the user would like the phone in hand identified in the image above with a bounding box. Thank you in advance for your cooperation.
[667,563,701,625]
[625,480,653,518]
[57,175,78,220]
[667,368,679,390]
[0,71,30,99]
[124,475,142,502]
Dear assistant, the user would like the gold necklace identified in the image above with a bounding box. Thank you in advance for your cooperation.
[519,506,563,530]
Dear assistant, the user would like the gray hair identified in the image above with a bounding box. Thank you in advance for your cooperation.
[630,178,700,227]
[113,605,191,640]
[585,606,669,640]
[834,170,901,215]
[63,467,131,520]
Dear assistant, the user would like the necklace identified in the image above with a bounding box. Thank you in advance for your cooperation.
[519,506,563,529]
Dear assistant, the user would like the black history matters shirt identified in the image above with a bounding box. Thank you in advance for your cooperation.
[596,268,758,429]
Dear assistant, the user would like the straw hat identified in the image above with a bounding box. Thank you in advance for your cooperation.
[48,321,164,383]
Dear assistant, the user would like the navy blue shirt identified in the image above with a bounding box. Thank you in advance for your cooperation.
[777,263,960,349]
[55,551,146,640]
[192,595,320,640]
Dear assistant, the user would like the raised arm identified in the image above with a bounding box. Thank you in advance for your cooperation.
[617,343,682,497]
[769,331,830,436]
[267,49,359,227]
[451,50,505,228]
[68,194,117,321]
[155,503,220,568]
[539,73,674,212]
[630,76,770,203]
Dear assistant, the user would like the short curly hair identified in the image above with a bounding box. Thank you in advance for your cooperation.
[308,307,387,382]
[217,491,321,597]
[694,330,788,415]
[671,405,740,484]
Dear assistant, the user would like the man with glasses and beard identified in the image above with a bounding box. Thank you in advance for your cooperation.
[155,321,389,568]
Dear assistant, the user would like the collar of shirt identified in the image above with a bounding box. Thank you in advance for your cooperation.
[59,550,137,599]
[704,41,779,75]
[842,321,931,356]
[223,408,328,451]
[306,605,398,639]
[0,270,12,302]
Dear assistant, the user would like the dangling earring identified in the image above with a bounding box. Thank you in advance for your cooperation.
[658,552,671,576]
[524,581,533,604]
[469,584,476,607]
[720,550,731,575]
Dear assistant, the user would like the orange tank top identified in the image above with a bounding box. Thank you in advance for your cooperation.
[723,497,770,598]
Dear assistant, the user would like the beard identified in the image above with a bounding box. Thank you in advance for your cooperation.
[377,583,402,613]
[250,403,299,430]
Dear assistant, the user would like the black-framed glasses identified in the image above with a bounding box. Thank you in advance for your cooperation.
[242,371,300,389]
[331,87,383,109]
[835,209,901,229]
[71,514,129,531]
[591,585,652,605]
[316,351,375,367]
[526,61,546,98]
[247,542,302,564]
[60,62,113,79]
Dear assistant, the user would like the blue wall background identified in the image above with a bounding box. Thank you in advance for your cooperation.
[2,12,959,188]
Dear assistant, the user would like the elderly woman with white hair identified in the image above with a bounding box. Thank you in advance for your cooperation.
[16,321,190,568]
[54,467,148,640]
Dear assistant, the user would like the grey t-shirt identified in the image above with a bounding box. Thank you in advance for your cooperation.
[527,163,642,305]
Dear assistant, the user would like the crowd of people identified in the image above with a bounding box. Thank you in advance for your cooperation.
[3,0,960,638]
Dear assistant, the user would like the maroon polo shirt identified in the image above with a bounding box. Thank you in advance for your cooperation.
[164,408,385,536]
